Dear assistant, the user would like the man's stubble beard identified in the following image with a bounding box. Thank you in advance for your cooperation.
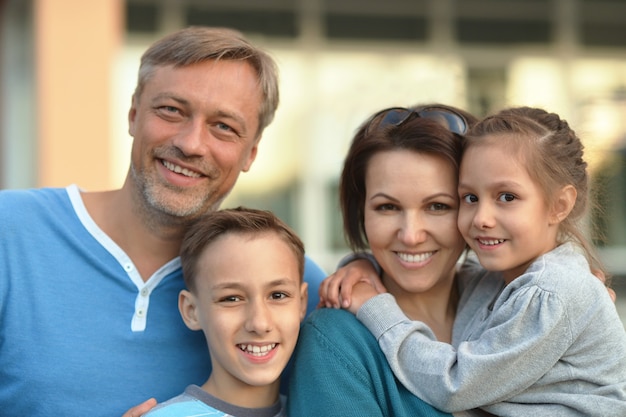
[129,163,229,227]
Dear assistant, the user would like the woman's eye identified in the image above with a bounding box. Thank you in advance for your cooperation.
[462,194,478,204]
[429,202,450,211]
[498,193,516,202]
[376,203,397,211]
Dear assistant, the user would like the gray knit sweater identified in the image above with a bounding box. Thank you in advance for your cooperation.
[358,243,626,416]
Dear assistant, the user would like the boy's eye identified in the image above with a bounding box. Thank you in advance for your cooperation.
[498,193,516,202]
[220,295,242,303]
[462,194,478,204]
[271,292,288,300]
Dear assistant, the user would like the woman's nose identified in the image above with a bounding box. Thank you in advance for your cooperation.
[397,214,427,245]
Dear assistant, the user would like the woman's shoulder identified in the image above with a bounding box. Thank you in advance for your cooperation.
[299,308,381,354]
[303,308,368,335]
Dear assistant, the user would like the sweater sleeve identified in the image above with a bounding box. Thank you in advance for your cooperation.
[357,288,572,412]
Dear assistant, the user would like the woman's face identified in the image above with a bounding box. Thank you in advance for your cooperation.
[364,150,465,298]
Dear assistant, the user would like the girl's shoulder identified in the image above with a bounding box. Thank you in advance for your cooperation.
[456,252,499,293]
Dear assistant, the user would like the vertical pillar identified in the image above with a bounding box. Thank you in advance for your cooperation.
[35,0,123,190]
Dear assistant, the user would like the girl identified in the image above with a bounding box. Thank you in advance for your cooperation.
[340,107,626,416]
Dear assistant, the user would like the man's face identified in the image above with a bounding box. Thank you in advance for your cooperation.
[128,60,263,219]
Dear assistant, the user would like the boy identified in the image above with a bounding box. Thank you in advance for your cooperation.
[143,207,308,417]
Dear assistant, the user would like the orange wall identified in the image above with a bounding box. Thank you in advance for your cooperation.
[35,0,123,190]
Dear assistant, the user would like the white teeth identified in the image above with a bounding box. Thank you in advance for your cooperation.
[162,160,202,178]
[238,343,276,357]
[478,239,505,246]
[397,251,434,263]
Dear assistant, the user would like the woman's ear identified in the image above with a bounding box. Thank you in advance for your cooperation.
[178,289,202,331]
[550,184,577,224]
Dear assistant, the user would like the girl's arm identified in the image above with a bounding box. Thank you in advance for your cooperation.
[357,288,571,412]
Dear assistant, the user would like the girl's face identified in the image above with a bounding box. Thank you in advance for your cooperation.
[458,139,560,283]
[364,150,466,299]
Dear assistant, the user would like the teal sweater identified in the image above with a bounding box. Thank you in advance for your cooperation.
[287,308,451,417]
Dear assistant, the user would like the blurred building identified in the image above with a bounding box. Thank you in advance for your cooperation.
[2,0,626,298]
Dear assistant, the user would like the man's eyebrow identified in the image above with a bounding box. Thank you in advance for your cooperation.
[151,92,187,103]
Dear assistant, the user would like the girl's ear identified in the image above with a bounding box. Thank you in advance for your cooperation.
[550,184,577,224]
[178,289,202,331]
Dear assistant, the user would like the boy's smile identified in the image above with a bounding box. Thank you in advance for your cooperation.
[179,231,307,407]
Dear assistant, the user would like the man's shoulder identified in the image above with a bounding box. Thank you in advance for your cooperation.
[0,186,68,207]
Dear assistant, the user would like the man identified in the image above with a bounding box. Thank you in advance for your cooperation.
[0,26,325,417]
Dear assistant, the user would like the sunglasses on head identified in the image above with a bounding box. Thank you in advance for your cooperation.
[365,106,468,136]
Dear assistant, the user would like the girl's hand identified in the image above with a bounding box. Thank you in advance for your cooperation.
[318,258,386,309]
[348,282,380,315]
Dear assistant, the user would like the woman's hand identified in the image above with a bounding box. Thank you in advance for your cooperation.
[319,258,386,309]
[121,398,157,417]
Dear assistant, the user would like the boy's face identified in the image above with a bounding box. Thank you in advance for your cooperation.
[179,232,307,391]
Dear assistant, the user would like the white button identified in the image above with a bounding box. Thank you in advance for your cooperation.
[124,264,133,271]
[136,309,145,317]
[140,288,149,297]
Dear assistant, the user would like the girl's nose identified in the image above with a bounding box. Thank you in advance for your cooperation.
[472,203,496,229]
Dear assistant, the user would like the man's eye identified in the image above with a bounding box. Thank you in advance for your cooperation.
[216,122,234,132]
[158,106,179,114]
[271,292,288,300]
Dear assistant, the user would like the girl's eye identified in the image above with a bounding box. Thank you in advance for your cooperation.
[498,193,516,202]
[462,194,478,204]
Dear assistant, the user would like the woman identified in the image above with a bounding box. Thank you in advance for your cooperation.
[286,105,476,416]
